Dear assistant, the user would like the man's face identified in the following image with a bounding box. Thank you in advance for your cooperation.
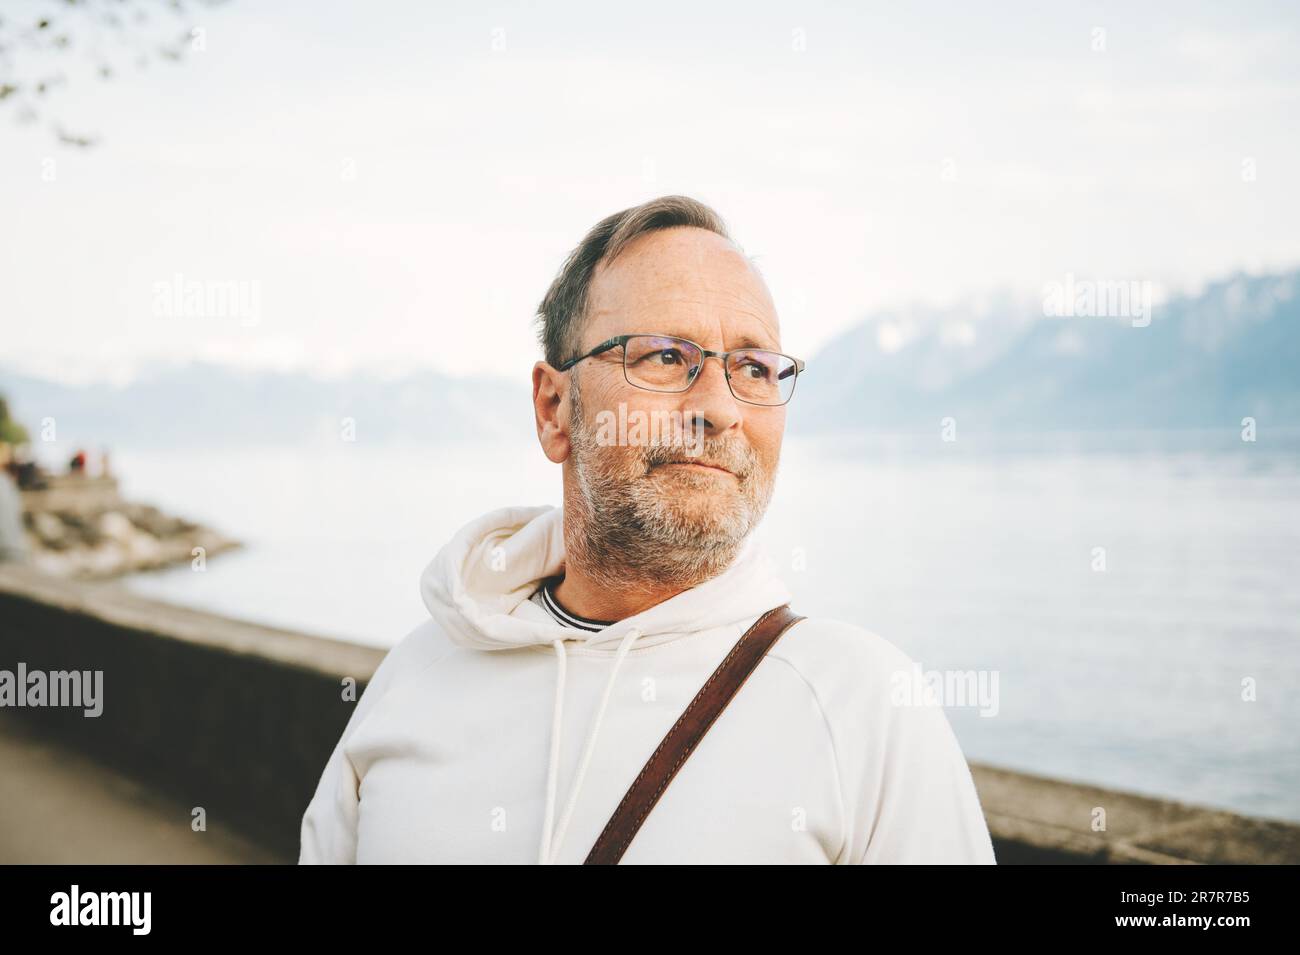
[563,227,786,566]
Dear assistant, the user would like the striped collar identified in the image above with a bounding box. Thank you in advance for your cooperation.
[530,576,617,632]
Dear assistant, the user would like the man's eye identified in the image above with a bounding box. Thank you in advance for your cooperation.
[651,348,684,365]
[737,361,769,379]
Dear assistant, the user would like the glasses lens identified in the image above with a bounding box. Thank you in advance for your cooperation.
[622,335,702,391]
[727,350,798,405]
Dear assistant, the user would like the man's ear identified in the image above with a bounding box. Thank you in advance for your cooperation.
[532,362,571,463]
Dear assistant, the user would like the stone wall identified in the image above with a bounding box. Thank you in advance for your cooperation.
[1,564,1296,864]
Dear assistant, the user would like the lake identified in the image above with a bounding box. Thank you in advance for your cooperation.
[111,430,1300,824]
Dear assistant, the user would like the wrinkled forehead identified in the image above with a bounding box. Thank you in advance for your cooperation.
[586,227,781,347]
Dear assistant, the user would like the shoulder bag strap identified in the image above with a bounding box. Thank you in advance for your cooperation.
[583,603,806,864]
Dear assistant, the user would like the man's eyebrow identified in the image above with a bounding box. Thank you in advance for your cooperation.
[646,328,777,351]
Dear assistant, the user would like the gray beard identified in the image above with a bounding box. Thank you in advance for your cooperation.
[563,379,775,592]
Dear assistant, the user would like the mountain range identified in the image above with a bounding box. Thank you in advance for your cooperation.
[3,268,1297,449]
[788,269,1299,434]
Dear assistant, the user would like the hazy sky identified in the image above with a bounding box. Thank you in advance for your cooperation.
[4,0,1299,385]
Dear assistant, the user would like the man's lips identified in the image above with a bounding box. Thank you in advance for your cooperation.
[652,459,737,477]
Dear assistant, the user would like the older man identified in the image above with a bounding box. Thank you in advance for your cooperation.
[299,196,996,865]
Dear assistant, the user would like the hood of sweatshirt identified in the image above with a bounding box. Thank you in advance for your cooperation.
[418,503,792,863]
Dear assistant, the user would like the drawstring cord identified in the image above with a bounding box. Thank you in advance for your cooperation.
[538,626,643,865]
[538,638,568,865]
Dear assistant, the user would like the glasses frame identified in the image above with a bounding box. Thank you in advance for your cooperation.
[558,333,806,407]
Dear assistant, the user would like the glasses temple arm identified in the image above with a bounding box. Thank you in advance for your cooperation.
[777,358,805,381]
[558,336,625,371]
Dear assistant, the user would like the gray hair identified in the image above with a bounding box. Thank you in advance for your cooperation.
[535,195,731,368]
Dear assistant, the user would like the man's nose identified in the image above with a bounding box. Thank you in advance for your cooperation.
[679,355,740,434]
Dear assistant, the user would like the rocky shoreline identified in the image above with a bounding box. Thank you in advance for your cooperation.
[19,475,240,579]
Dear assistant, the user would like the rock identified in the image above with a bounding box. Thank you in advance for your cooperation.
[30,511,69,550]
[98,511,136,543]
[59,511,104,547]
[21,483,241,579]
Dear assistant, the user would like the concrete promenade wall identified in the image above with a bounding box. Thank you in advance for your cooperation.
[0,565,379,861]
[1,564,1296,864]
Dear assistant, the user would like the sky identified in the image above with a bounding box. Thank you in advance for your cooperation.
[3,0,1299,386]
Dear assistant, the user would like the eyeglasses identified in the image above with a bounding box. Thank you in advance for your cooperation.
[558,334,805,407]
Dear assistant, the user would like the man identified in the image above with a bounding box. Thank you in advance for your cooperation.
[0,464,27,564]
[299,195,996,864]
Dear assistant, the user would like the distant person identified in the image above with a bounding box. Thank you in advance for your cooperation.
[69,449,87,474]
[300,196,995,864]
[0,468,28,564]
[16,458,42,491]
[6,445,43,491]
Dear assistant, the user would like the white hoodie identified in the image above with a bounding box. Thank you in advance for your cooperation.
[298,504,996,864]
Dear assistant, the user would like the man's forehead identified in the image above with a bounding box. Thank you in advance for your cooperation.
[587,227,780,340]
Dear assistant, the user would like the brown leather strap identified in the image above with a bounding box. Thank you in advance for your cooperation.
[583,603,806,865]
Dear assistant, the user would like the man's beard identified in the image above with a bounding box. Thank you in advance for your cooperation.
[563,377,777,592]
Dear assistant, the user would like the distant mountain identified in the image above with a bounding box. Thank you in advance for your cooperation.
[789,270,1300,433]
[0,362,534,449]
[4,268,1297,449]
